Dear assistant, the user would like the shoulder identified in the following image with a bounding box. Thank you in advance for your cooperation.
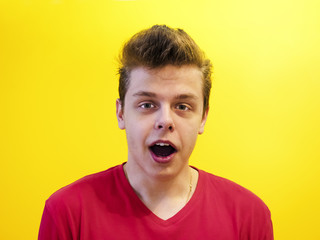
[198,169,271,215]
[39,164,127,238]
[197,169,273,237]
[45,164,123,211]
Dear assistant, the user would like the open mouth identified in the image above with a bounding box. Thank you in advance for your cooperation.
[149,142,177,158]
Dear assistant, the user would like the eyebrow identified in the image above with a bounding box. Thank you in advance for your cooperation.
[174,93,199,101]
[133,91,157,98]
[132,91,199,100]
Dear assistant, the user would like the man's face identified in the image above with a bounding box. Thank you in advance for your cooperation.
[116,65,208,180]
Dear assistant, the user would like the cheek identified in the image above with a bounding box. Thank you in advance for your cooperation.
[179,117,202,132]
[178,123,200,145]
[125,120,149,145]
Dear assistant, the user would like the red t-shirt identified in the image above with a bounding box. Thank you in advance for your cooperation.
[39,164,273,239]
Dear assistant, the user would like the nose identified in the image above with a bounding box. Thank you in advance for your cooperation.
[154,106,175,132]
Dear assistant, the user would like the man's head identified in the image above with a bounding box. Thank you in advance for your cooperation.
[118,25,212,117]
[116,26,213,179]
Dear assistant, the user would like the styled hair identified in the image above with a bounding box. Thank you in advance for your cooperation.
[118,25,213,116]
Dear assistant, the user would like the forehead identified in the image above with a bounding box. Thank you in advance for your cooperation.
[127,65,203,96]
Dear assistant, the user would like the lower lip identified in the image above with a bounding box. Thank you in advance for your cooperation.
[150,150,176,164]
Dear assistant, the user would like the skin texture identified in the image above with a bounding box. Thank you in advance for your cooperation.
[116,65,208,219]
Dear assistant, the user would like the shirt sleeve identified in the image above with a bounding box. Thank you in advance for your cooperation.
[257,203,274,240]
[242,201,274,240]
[38,205,61,240]
[263,209,274,240]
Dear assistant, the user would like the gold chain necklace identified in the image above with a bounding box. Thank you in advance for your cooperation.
[186,168,193,204]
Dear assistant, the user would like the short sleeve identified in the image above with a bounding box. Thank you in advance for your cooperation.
[38,204,61,240]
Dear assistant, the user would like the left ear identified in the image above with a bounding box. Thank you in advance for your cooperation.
[198,108,209,134]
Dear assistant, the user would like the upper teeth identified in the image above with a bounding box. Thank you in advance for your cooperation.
[156,143,170,146]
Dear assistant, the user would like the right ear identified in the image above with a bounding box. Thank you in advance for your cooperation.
[116,99,125,130]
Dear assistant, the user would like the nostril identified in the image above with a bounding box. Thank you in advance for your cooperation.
[155,122,174,130]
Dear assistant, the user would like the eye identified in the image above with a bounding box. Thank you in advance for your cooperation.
[176,104,190,111]
[139,102,155,109]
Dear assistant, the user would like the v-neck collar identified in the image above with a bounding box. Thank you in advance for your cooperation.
[119,163,203,226]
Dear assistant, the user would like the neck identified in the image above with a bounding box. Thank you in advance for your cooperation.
[123,162,198,220]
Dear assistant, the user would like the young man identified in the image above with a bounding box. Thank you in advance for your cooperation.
[39,25,273,239]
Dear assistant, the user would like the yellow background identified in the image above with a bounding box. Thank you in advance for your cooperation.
[1,0,319,239]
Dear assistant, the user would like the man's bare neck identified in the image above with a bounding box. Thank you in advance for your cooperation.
[123,163,198,220]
